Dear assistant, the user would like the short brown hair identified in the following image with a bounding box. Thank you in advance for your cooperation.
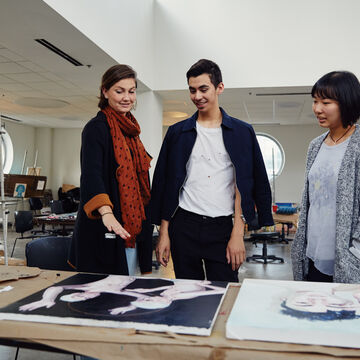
[98,64,137,109]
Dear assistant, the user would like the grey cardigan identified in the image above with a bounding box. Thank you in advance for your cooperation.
[292,125,360,283]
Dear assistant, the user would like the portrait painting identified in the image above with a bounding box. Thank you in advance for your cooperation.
[13,183,27,198]
[226,279,360,348]
[0,274,228,336]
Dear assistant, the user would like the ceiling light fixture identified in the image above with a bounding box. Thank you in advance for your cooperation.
[163,111,188,119]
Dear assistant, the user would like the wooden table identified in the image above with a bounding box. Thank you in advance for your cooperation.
[0,266,359,359]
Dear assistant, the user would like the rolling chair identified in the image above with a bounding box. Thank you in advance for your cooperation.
[29,197,43,215]
[50,200,65,214]
[10,211,49,257]
[246,215,284,264]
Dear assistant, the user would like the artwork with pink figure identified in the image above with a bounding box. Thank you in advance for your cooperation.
[0,274,228,336]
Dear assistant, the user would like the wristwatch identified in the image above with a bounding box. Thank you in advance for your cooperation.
[240,214,246,224]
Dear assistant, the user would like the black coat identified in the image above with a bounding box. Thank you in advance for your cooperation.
[69,111,153,275]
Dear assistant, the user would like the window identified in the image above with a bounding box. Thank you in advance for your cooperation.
[256,133,285,179]
[1,127,14,173]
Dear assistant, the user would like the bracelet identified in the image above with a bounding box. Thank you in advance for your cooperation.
[101,212,113,217]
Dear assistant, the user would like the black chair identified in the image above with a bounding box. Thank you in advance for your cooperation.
[50,200,64,214]
[11,211,35,257]
[29,197,43,215]
[25,236,74,271]
[246,215,284,264]
[58,187,80,213]
[11,211,49,257]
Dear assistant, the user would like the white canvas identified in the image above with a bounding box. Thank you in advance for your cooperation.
[226,279,360,348]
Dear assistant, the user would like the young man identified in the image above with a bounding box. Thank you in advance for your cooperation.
[151,59,273,282]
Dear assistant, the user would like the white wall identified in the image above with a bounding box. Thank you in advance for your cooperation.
[134,91,163,179]
[34,127,53,191]
[51,128,82,197]
[44,0,360,91]
[253,124,325,203]
[43,0,155,89]
[155,0,360,90]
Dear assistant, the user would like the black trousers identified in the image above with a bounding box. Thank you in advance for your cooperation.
[306,258,333,282]
[169,208,239,282]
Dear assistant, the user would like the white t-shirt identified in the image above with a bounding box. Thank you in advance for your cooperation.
[178,122,235,217]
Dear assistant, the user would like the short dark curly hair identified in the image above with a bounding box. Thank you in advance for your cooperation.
[186,59,222,88]
[311,71,360,128]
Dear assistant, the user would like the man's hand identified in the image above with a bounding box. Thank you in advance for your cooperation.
[226,230,246,271]
[156,220,171,267]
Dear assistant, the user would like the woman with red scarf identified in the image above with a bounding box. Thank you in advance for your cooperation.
[69,65,153,276]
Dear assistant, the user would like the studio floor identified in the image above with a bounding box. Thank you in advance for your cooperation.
[0,228,294,359]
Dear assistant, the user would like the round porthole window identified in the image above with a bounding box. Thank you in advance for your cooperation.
[256,133,285,178]
[1,127,14,173]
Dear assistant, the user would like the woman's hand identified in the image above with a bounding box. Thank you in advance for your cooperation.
[102,213,130,239]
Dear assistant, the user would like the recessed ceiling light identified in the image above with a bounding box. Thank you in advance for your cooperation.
[163,111,188,119]
[14,97,69,109]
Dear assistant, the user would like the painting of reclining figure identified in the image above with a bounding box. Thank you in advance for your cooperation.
[0,274,227,336]
[226,279,360,348]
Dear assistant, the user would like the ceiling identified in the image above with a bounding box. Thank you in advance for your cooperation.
[0,0,148,128]
[160,87,316,128]
[0,0,316,129]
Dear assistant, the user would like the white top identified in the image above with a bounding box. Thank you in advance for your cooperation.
[178,122,235,217]
[306,137,350,276]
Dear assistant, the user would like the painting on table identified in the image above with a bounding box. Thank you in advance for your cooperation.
[0,273,228,336]
[226,279,360,348]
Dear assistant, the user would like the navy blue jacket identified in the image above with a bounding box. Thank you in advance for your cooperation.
[151,108,274,227]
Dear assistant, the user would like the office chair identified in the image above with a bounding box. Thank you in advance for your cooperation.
[50,200,64,214]
[246,215,284,264]
[58,187,80,213]
[29,197,43,215]
[11,211,49,257]
[11,211,35,258]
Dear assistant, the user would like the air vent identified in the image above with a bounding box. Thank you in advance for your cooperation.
[256,92,310,96]
[0,114,22,123]
[35,39,83,66]
[252,122,280,125]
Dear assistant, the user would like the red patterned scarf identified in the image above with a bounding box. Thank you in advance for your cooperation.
[102,106,151,248]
